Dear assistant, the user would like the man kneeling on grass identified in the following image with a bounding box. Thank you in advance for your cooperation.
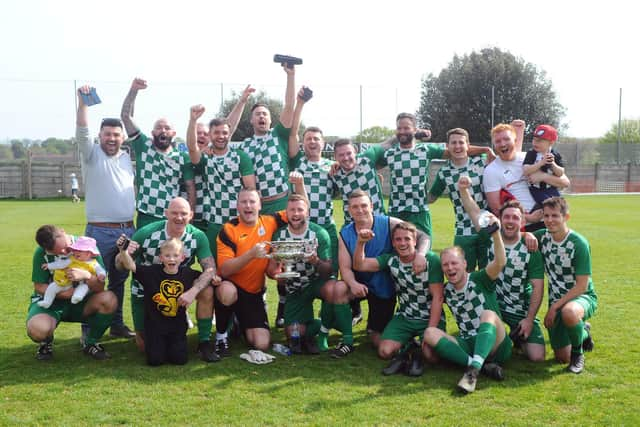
[352,221,445,377]
[423,213,512,394]
[27,225,116,361]
[116,237,218,366]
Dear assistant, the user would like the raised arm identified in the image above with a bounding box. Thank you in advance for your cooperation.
[187,105,206,165]
[351,229,380,272]
[76,86,90,128]
[485,215,506,280]
[457,175,483,231]
[227,85,255,137]
[278,65,296,128]
[511,119,525,152]
[288,86,310,159]
[115,235,137,273]
[120,78,147,137]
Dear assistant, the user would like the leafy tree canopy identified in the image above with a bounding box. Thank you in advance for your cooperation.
[599,118,640,143]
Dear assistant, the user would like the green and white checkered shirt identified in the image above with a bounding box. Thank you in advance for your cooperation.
[193,167,206,223]
[378,251,444,321]
[240,123,290,199]
[292,153,335,226]
[199,149,253,226]
[129,132,194,219]
[430,156,487,236]
[383,143,445,214]
[444,270,501,339]
[332,147,385,223]
[272,222,331,294]
[536,229,597,306]
[488,237,544,318]
[130,222,211,299]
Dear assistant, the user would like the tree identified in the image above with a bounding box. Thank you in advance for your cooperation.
[354,126,394,144]
[10,140,27,159]
[217,90,285,141]
[599,118,640,143]
[417,47,566,143]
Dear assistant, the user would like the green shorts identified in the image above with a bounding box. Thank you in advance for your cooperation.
[283,280,323,326]
[548,294,597,350]
[27,293,92,324]
[136,212,163,230]
[456,333,513,364]
[381,313,446,344]
[454,234,489,271]
[206,222,222,260]
[392,210,432,239]
[322,222,339,273]
[131,295,145,332]
[502,312,545,345]
[261,196,288,215]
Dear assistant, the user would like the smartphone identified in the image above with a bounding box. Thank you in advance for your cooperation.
[301,87,313,102]
[79,87,101,106]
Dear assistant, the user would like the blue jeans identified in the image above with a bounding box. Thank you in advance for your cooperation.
[85,223,135,328]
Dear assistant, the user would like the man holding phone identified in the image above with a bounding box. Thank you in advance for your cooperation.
[76,85,136,340]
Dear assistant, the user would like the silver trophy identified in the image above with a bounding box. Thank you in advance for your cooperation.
[266,239,318,279]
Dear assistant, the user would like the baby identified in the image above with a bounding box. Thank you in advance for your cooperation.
[38,236,105,308]
[522,124,565,210]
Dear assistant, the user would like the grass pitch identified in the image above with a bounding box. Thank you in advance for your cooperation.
[1,195,639,425]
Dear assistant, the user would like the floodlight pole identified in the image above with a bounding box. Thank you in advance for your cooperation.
[491,86,495,129]
[617,88,622,165]
[359,85,363,150]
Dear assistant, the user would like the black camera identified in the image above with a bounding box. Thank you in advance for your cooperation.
[414,131,428,139]
[274,54,303,69]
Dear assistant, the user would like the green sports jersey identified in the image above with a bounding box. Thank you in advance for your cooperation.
[271,222,331,294]
[291,153,336,226]
[487,237,544,318]
[332,145,386,222]
[240,123,291,199]
[377,251,444,321]
[535,229,597,306]
[130,221,211,299]
[444,269,501,339]
[129,132,194,219]
[383,143,445,214]
[430,156,487,236]
[198,149,253,226]
[192,164,206,223]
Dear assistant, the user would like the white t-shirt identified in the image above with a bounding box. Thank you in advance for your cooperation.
[483,151,535,212]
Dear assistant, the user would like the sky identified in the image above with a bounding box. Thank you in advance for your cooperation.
[1,0,638,142]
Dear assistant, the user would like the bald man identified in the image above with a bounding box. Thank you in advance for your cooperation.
[121,78,196,229]
[121,197,219,362]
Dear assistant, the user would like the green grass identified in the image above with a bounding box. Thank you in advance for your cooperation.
[1,196,639,425]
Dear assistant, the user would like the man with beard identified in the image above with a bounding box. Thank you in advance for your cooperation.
[266,194,334,354]
[76,85,136,340]
[240,65,297,214]
[483,121,569,231]
[458,176,546,362]
[189,85,254,233]
[120,78,195,229]
[117,197,219,362]
[383,113,491,239]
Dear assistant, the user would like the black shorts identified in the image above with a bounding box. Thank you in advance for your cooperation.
[366,292,396,333]
[145,327,188,366]
[231,283,270,331]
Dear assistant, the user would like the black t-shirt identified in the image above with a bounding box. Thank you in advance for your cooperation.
[523,148,564,173]
[133,264,200,334]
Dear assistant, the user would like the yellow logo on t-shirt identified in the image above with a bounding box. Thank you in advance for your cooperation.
[152,279,184,317]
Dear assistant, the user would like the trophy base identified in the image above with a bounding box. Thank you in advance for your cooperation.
[275,271,300,279]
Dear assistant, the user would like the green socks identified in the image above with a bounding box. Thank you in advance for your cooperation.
[305,318,321,338]
[197,317,213,343]
[334,303,353,345]
[471,322,497,369]
[568,320,586,354]
[434,337,472,367]
[86,312,113,345]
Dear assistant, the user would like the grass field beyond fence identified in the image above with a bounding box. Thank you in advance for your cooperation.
[1,196,639,426]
